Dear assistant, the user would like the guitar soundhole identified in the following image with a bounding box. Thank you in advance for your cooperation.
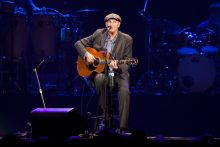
[87,63,96,71]
[94,59,100,66]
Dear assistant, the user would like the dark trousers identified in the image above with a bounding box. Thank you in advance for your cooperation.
[94,72,130,130]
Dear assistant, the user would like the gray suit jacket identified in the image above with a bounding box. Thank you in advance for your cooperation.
[74,28,133,75]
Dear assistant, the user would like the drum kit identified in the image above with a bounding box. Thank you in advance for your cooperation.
[0,6,93,94]
[146,19,219,94]
[0,3,219,94]
[176,27,219,93]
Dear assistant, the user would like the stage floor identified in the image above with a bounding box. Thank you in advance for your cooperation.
[1,90,220,140]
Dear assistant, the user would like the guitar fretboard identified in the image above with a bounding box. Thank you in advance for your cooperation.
[98,59,131,65]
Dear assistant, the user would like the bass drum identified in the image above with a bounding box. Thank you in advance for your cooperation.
[177,54,216,93]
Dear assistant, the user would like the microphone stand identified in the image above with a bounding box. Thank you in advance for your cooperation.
[108,67,114,128]
[102,31,112,131]
[97,29,115,132]
[33,59,46,108]
[103,42,109,130]
[104,32,115,129]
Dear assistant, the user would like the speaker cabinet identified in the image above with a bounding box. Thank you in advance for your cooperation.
[30,108,88,141]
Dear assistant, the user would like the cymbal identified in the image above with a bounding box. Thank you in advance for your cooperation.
[74,8,98,13]
[149,18,182,35]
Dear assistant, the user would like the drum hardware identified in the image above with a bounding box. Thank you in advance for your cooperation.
[199,28,219,54]
[176,28,200,55]
[138,26,218,94]
[144,67,177,95]
[0,58,24,94]
[0,1,15,14]
[0,8,85,95]
[135,17,182,95]
[176,27,219,56]
[60,25,81,42]
[0,12,29,94]
[58,13,86,93]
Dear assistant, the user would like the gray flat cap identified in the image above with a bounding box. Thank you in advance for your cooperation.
[104,13,121,22]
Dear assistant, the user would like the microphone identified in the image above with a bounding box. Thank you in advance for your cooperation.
[33,59,45,71]
[87,112,92,117]
[107,26,110,30]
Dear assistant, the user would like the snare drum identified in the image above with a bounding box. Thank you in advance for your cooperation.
[177,54,216,93]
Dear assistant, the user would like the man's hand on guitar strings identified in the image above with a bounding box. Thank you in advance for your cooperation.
[85,52,95,64]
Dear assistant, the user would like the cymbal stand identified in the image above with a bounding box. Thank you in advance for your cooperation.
[136,0,153,93]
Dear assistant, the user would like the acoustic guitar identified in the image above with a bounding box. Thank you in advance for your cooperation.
[77,47,138,77]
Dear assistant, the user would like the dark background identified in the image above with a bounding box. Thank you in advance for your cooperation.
[1,0,220,138]
[33,0,219,88]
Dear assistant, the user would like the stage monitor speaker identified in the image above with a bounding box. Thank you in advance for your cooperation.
[30,108,88,141]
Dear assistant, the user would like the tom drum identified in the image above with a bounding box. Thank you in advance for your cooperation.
[31,12,59,63]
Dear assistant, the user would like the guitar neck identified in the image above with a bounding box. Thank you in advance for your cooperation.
[99,59,129,65]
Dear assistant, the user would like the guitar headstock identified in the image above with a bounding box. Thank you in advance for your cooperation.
[127,58,138,67]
